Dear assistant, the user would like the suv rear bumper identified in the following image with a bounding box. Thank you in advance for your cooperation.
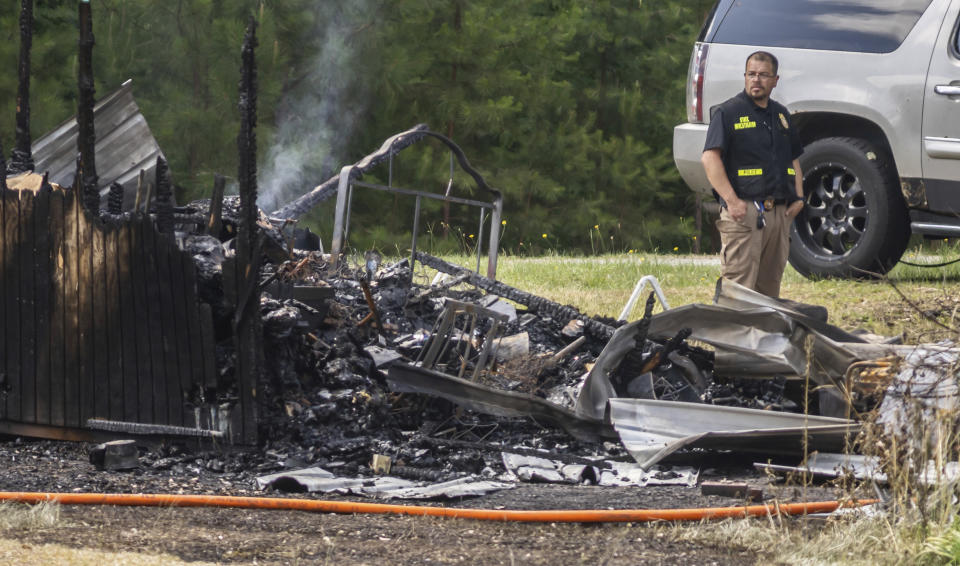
[672,123,711,196]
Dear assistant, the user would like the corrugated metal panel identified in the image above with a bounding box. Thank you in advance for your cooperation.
[255,467,512,499]
[754,453,887,482]
[31,79,164,210]
[608,398,859,469]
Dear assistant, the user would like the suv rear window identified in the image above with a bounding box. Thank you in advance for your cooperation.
[703,0,933,54]
[956,18,960,54]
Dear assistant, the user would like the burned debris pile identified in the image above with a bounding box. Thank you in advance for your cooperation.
[228,247,618,480]
[4,3,956,505]
[171,197,851,487]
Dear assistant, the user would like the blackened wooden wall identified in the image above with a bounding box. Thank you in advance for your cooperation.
[0,185,232,439]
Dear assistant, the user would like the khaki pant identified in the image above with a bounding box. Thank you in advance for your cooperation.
[716,203,792,298]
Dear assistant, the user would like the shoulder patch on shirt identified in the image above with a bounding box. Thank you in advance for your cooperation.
[779,112,789,129]
[734,116,756,130]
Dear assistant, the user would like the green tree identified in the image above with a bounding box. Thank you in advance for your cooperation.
[343,0,708,254]
[0,0,710,254]
[93,0,304,200]
[0,1,77,153]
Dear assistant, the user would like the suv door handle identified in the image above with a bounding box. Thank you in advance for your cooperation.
[935,85,960,96]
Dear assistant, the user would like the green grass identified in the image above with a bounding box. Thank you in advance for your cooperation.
[667,513,934,566]
[487,253,723,317]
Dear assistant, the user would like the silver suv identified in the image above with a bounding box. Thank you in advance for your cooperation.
[673,0,960,278]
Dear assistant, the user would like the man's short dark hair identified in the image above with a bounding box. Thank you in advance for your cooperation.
[746,51,779,76]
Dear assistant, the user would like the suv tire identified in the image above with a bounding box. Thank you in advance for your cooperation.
[788,137,910,278]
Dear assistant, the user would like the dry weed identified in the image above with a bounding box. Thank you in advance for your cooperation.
[0,501,59,530]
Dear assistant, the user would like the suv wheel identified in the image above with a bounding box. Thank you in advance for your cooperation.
[788,137,910,278]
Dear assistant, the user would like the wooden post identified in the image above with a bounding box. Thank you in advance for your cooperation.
[10,0,34,174]
[0,140,7,191]
[234,17,262,445]
[77,0,98,212]
[133,169,145,212]
[206,173,225,237]
[107,183,123,215]
[142,182,153,214]
[34,178,52,424]
[155,156,174,234]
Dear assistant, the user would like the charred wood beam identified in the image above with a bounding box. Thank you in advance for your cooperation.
[410,273,471,303]
[628,293,657,350]
[0,139,6,191]
[133,169,146,211]
[72,152,82,194]
[237,18,259,254]
[639,327,692,374]
[234,16,262,445]
[359,279,383,331]
[173,212,214,226]
[142,179,153,213]
[206,173,226,236]
[547,335,587,367]
[9,0,34,175]
[415,251,617,340]
[87,418,224,439]
[233,234,266,330]
[77,0,98,212]
[0,420,119,443]
[107,182,123,215]
[155,156,174,234]
[270,123,429,220]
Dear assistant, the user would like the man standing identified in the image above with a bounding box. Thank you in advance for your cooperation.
[701,51,804,298]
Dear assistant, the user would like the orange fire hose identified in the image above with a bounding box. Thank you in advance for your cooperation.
[0,492,877,523]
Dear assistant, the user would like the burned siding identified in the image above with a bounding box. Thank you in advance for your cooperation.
[0,185,225,439]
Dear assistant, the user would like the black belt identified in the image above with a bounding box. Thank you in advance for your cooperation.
[760,197,789,210]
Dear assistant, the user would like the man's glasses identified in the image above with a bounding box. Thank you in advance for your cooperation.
[745,71,775,81]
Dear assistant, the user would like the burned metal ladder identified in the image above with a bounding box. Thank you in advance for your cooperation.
[328,130,503,280]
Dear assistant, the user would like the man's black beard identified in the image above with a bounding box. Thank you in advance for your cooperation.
[749,91,769,105]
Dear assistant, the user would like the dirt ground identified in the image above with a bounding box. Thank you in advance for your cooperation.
[11,505,758,565]
[0,437,858,565]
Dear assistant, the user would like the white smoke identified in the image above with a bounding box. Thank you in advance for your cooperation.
[258,4,366,213]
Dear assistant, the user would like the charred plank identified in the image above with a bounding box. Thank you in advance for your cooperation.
[415,251,617,340]
[154,156,174,234]
[77,0,98,212]
[234,17,262,444]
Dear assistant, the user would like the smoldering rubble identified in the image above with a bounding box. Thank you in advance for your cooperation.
[4,159,950,501]
[2,1,954,505]
[156,190,956,499]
